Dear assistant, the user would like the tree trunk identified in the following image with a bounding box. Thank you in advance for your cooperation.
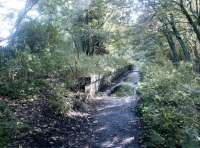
[162,29,179,64]
[10,0,39,46]
[169,15,191,61]
[180,0,200,43]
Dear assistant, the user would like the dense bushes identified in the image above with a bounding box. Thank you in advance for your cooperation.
[0,49,76,109]
[0,41,130,103]
[139,61,200,147]
[0,101,16,147]
[45,83,73,114]
[14,20,59,53]
[0,51,52,99]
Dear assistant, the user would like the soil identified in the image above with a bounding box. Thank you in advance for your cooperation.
[8,67,140,148]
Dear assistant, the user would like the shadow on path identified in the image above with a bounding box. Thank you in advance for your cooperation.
[90,68,141,148]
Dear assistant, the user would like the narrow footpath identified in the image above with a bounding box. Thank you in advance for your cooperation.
[9,67,141,148]
[90,67,141,148]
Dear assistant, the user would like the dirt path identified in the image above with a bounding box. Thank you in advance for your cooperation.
[9,68,140,148]
[90,68,140,148]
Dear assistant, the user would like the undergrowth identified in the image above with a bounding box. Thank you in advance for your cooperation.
[0,46,132,147]
[0,101,16,147]
[114,84,134,97]
[139,60,200,148]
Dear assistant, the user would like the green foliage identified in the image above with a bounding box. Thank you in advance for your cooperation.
[0,101,16,147]
[76,52,130,75]
[114,84,134,97]
[1,0,200,147]
[72,0,109,55]
[46,83,73,114]
[15,20,59,53]
[139,61,200,147]
[0,51,54,99]
[0,37,130,105]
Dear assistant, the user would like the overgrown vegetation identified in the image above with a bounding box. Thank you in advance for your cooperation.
[0,0,200,147]
[0,101,16,147]
[131,0,200,147]
[0,1,133,146]
[139,61,200,147]
[114,84,134,97]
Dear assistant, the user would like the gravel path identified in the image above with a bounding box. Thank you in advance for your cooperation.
[91,68,140,148]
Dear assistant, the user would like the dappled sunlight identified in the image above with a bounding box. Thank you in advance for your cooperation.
[95,97,135,113]
[91,69,140,147]
[99,136,136,147]
[2,0,199,147]
[97,104,121,112]
[101,140,115,148]
[66,111,89,118]
[95,126,108,133]
[120,136,135,145]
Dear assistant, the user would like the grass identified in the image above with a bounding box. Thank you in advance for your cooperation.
[114,84,134,97]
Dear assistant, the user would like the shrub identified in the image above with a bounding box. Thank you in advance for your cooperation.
[0,49,76,114]
[0,101,16,147]
[46,83,73,114]
[139,61,200,147]
[14,20,59,54]
[0,52,44,99]
[114,84,134,97]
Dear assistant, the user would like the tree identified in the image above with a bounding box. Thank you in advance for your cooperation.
[14,20,59,54]
[137,0,197,62]
[72,0,109,55]
[10,0,39,46]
